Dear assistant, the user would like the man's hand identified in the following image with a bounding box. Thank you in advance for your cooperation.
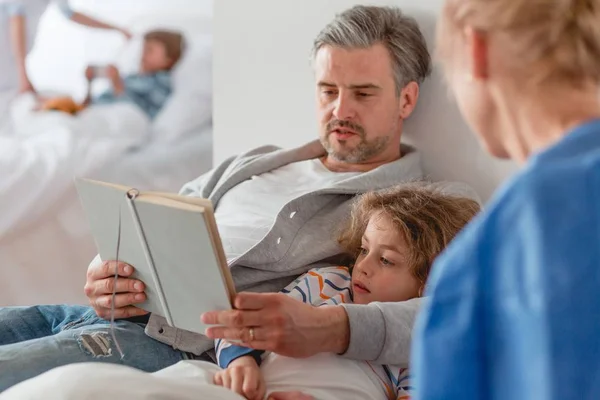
[202,293,350,358]
[84,260,148,319]
[214,356,266,400]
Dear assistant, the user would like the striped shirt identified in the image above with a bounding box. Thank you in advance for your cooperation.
[93,71,172,119]
[216,266,412,400]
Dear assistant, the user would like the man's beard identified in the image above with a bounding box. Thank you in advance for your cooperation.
[321,119,390,163]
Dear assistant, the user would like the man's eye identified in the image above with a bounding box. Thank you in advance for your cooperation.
[357,92,372,98]
[322,90,336,96]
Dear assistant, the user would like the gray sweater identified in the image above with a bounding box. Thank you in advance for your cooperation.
[143,140,476,365]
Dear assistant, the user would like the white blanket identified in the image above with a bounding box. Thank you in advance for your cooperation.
[0,94,148,240]
[0,353,386,400]
[0,361,244,400]
[0,95,212,307]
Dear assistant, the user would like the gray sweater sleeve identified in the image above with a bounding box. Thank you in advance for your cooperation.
[340,298,421,366]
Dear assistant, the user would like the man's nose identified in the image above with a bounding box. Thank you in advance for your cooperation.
[333,93,356,121]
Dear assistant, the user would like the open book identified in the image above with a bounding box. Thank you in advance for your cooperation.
[75,178,236,334]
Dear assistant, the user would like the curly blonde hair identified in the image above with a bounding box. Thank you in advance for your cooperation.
[338,183,480,291]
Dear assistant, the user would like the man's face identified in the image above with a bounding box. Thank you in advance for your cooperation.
[315,44,404,164]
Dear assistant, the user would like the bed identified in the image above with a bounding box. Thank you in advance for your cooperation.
[0,3,214,306]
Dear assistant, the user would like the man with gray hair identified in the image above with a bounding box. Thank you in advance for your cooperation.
[0,5,469,395]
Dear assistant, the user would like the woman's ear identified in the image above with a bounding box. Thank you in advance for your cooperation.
[465,27,489,80]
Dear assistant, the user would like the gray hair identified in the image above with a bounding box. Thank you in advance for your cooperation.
[312,6,432,93]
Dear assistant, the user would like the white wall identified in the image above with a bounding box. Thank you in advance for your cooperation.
[214,0,518,202]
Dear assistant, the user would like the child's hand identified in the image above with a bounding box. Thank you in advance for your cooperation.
[106,65,119,80]
[214,356,266,400]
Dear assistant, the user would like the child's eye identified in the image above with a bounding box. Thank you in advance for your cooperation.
[358,247,368,256]
[380,257,394,266]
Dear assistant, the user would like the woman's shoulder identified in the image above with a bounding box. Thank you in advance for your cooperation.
[480,160,597,240]
[519,119,600,195]
[489,119,600,218]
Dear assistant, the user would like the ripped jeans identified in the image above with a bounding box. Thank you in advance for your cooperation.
[0,305,190,393]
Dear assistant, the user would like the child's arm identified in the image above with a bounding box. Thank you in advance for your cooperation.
[216,339,264,369]
[213,355,266,400]
[215,267,351,369]
[82,66,96,106]
[105,65,125,95]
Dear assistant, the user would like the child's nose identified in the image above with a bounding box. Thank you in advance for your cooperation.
[357,258,375,277]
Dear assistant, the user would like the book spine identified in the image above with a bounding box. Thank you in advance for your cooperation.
[126,191,174,327]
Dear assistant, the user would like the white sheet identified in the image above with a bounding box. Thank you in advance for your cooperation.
[0,361,244,400]
[0,90,16,134]
[0,95,212,307]
[0,353,386,400]
[0,94,148,237]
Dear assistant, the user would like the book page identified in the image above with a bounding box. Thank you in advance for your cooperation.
[133,201,232,333]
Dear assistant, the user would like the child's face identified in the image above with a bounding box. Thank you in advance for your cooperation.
[141,40,173,73]
[351,212,421,305]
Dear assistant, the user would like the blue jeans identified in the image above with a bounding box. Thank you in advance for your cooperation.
[0,305,189,392]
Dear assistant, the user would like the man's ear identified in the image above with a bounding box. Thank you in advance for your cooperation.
[399,81,420,119]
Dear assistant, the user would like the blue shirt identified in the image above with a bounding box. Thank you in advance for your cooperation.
[93,71,172,119]
[412,119,600,400]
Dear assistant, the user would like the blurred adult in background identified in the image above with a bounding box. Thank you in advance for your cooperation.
[0,0,131,126]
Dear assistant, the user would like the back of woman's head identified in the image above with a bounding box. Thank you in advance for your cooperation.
[438,0,600,87]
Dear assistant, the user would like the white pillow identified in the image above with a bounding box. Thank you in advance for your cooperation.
[151,85,212,143]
